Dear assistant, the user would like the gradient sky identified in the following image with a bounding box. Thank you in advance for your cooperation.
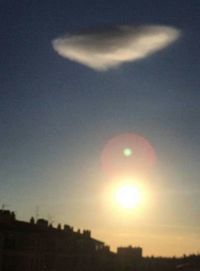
[0,0,200,256]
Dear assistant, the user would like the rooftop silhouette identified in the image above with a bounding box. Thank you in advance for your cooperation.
[0,209,199,271]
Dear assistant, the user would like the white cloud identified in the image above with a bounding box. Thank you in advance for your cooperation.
[52,25,180,71]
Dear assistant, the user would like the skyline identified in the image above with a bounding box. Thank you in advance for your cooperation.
[0,0,200,257]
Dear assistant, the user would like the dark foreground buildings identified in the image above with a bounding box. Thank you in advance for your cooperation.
[0,209,199,271]
[0,209,117,271]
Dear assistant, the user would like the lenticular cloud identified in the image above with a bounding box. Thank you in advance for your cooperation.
[52,25,180,71]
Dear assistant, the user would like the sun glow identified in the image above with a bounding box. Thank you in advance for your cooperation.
[105,177,145,212]
[115,183,141,209]
[103,177,151,217]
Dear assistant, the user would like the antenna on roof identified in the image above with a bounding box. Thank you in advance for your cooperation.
[48,214,54,226]
[35,206,40,221]
[1,204,9,210]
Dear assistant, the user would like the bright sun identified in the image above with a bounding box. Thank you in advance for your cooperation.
[114,182,142,209]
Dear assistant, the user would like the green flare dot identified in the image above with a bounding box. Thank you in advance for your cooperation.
[123,148,132,157]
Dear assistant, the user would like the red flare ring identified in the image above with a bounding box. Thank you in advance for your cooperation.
[101,133,156,178]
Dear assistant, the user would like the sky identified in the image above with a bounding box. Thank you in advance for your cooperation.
[0,0,200,257]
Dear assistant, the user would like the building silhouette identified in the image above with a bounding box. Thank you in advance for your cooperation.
[0,209,116,271]
[117,246,142,271]
[0,209,199,271]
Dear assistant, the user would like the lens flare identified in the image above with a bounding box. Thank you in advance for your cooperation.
[101,132,156,178]
[123,148,133,157]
